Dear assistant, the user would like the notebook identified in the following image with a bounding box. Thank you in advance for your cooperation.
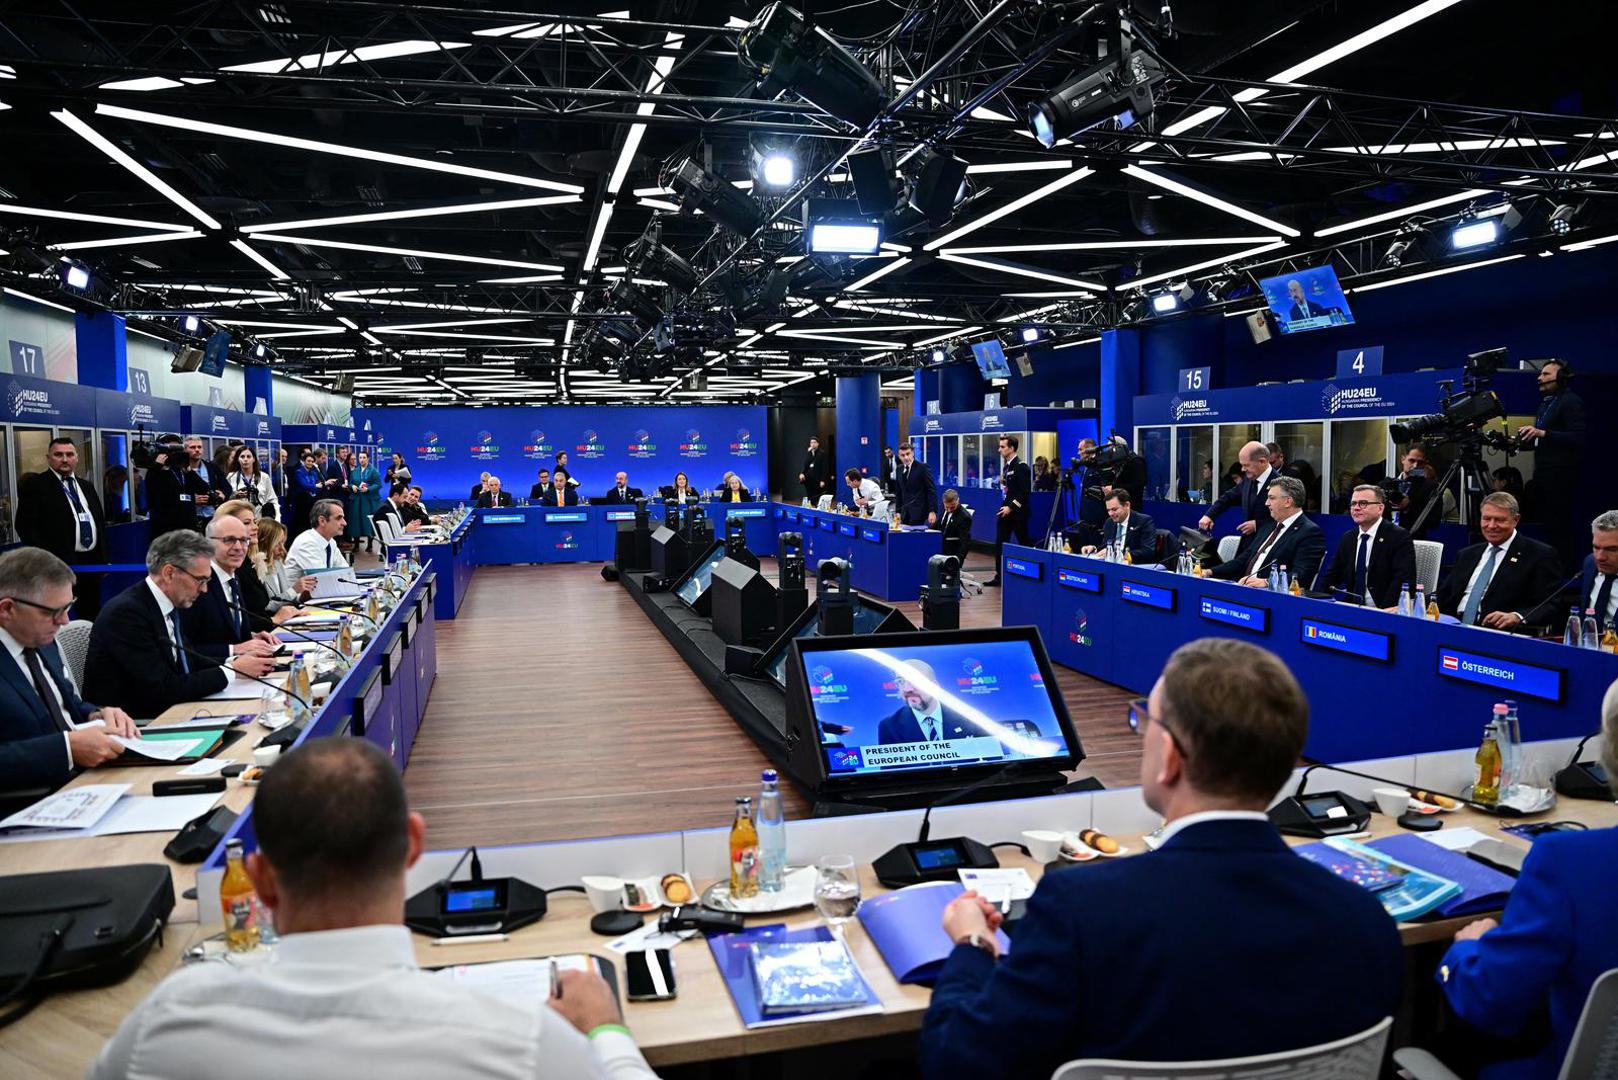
[856,880,1013,984]
[1366,833,1516,917]
[707,923,881,1029]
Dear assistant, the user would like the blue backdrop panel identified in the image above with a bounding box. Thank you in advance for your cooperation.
[354,406,768,502]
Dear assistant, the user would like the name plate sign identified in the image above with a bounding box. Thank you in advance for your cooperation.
[1301,618,1392,662]
[1199,596,1269,633]
[1438,647,1563,702]
[1120,579,1174,611]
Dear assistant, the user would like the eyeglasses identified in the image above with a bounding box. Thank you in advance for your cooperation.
[1127,697,1188,755]
[216,536,251,547]
[5,596,74,619]
[171,568,212,587]
[1347,500,1380,509]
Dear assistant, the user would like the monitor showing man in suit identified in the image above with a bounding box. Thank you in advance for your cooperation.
[876,661,987,745]
[1316,484,1417,608]
[1436,492,1563,632]
[15,436,108,617]
[1210,475,1325,588]
[0,547,138,791]
[923,638,1401,1078]
[1198,441,1273,558]
[892,442,937,527]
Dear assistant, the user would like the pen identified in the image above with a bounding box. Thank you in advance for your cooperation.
[429,933,509,947]
[549,957,561,1000]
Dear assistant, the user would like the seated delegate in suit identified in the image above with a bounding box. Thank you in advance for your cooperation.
[214,499,289,630]
[528,468,551,501]
[180,515,281,662]
[1080,490,1156,563]
[474,476,514,508]
[539,471,581,507]
[90,737,660,1080]
[892,442,937,527]
[1198,440,1274,560]
[922,638,1402,1079]
[660,472,697,504]
[1434,676,1618,1079]
[875,661,987,745]
[601,471,643,505]
[1566,510,1618,635]
[0,548,138,792]
[285,498,350,583]
[719,474,748,503]
[936,491,973,560]
[1316,483,1418,608]
[254,519,315,616]
[468,472,490,505]
[1435,492,1563,632]
[1210,476,1326,588]
[84,531,277,720]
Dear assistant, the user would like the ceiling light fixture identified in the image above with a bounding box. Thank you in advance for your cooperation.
[0,203,194,232]
[248,233,564,271]
[49,230,204,251]
[240,195,580,233]
[1121,165,1300,236]
[52,109,223,229]
[230,239,291,280]
[937,252,1105,291]
[924,168,1094,251]
[1450,218,1499,249]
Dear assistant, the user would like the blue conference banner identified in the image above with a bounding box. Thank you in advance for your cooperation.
[354,405,768,501]
[1300,618,1392,662]
[1120,579,1174,610]
[1438,647,1563,702]
[1133,368,1538,427]
[1198,596,1269,633]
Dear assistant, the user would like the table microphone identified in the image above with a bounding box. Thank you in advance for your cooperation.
[219,596,349,664]
[1514,572,1582,630]
[171,639,315,721]
[1554,731,1614,801]
[1296,756,1522,817]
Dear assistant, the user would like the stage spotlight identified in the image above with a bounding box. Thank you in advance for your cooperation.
[930,346,947,364]
[668,157,763,237]
[1548,203,1576,236]
[1151,292,1179,313]
[1450,218,1499,250]
[905,147,969,226]
[1028,49,1163,148]
[848,147,896,215]
[1383,237,1413,267]
[624,234,699,293]
[738,3,887,128]
[803,198,881,254]
[609,278,663,328]
[1020,327,1040,342]
[251,342,268,360]
[752,146,797,189]
[62,263,90,290]
[180,314,201,335]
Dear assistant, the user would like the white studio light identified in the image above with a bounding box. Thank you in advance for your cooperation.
[1020,327,1040,342]
[63,264,91,290]
[930,347,947,363]
[1450,219,1500,250]
[181,315,201,333]
[761,152,796,189]
[1151,292,1179,313]
[808,222,882,255]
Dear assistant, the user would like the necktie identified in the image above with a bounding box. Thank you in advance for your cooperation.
[1353,532,1370,598]
[1249,523,1286,575]
[169,611,190,674]
[1593,574,1614,633]
[325,542,334,568]
[1462,546,1502,625]
[63,477,93,550]
[228,576,243,636]
[923,717,937,742]
[23,648,72,733]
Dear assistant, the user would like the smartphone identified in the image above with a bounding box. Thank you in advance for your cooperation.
[625,948,676,1001]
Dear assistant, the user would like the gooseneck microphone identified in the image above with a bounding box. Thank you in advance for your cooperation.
[171,639,314,716]
[1296,756,1524,817]
[219,596,349,664]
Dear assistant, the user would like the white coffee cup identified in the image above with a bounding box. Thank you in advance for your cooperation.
[252,745,282,768]
[581,875,625,914]
[1372,787,1411,817]
[1022,829,1064,863]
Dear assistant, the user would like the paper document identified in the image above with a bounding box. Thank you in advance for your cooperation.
[144,714,253,732]
[179,757,237,776]
[1416,826,1493,852]
[958,868,1036,904]
[205,670,266,701]
[1,783,129,830]
[433,957,591,1014]
[112,734,205,762]
[92,792,221,836]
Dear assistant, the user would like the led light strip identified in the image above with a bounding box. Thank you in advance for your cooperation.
[230,239,292,280]
[49,230,203,251]
[1127,240,1290,289]
[53,110,222,229]
[945,236,1279,255]
[1348,253,1525,293]
[0,203,194,232]
[938,252,1105,291]
[249,233,564,271]
[845,256,911,292]
[1122,166,1299,236]
[924,168,1094,250]
[241,195,579,233]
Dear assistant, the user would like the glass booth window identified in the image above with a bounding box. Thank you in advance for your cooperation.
[0,436,12,544]
[12,427,52,493]
[101,433,131,523]
[963,437,980,488]
[1216,423,1262,493]
[1175,426,1214,503]
[1272,421,1324,512]
[1392,434,1457,530]
[1328,419,1389,513]
[942,437,960,488]
[1030,431,1058,492]
[977,434,1002,491]
[1138,427,1170,501]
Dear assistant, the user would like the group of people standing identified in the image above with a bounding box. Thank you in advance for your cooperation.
[283,446,409,555]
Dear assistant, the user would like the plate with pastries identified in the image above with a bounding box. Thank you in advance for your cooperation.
[1059,829,1126,861]
[1407,790,1462,814]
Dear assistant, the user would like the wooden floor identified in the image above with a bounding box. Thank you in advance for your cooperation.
[403,552,1142,849]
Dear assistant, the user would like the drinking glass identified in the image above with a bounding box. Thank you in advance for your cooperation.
[813,854,861,934]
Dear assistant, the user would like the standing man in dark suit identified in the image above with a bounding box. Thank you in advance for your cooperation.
[922,638,1402,1078]
[1198,441,1273,560]
[1518,359,1586,566]
[539,470,580,506]
[936,490,972,561]
[874,660,987,745]
[601,472,643,505]
[529,468,551,501]
[1211,476,1326,589]
[144,437,212,537]
[84,531,276,720]
[474,477,515,508]
[891,442,937,527]
[1435,492,1564,632]
[986,435,1032,588]
[1081,490,1157,563]
[1316,484,1418,608]
[15,436,108,617]
[0,548,138,792]
[181,515,280,662]
[798,436,828,504]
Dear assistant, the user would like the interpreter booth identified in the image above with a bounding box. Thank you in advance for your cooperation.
[910,407,1096,546]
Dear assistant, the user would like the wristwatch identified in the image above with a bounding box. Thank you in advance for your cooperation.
[957,932,998,960]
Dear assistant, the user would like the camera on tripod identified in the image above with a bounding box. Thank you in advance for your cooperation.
[130,431,184,470]
[1388,347,1516,450]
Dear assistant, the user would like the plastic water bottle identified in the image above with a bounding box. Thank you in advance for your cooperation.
[1502,700,1522,799]
[1413,583,1427,618]
[1584,609,1601,650]
[409,544,422,574]
[1266,564,1279,592]
[1565,606,1583,647]
[1396,583,1412,617]
[757,769,786,893]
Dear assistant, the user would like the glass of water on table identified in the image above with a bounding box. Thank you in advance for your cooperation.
[814,854,861,936]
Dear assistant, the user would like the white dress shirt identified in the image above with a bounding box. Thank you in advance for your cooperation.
[1587,569,1618,628]
[286,529,347,582]
[1457,530,1518,616]
[0,625,80,771]
[88,924,657,1080]
[1351,518,1383,600]
[909,702,945,741]
[144,577,182,667]
[1248,508,1303,575]
[53,470,98,552]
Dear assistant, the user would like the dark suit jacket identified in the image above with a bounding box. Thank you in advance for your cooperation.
[601,486,644,505]
[1206,469,1276,558]
[1565,554,1615,633]
[1530,389,1586,474]
[16,470,107,562]
[84,580,229,719]
[921,819,1403,1079]
[144,465,211,536]
[470,482,489,503]
[875,704,985,745]
[538,487,580,507]
[1211,513,1326,585]
[0,640,98,789]
[180,567,255,660]
[235,563,276,633]
[1317,522,1417,608]
[937,506,972,559]
[801,450,827,494]
[1099,511,1158,564]
[999,458,1031,520]
[1437,534,1564,630]
[475,491,514,508]
[892,462,937,526]
[400,503,431,527]
[1288,298,1328,320]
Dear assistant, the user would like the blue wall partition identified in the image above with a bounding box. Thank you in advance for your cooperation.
[836,372,880,480]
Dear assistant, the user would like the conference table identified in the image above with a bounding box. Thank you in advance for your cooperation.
[7,730,1612,1077]
[998,544,1618,762]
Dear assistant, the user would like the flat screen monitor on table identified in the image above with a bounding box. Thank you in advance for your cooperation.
[758,596,913,688]
[1259,264,1354,334]
[672,541,727,609]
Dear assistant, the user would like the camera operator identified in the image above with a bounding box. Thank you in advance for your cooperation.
[1388,444,1439,538]
[1074,437,1146,543]
[143,436,213,536]
[1518,359,1586,566]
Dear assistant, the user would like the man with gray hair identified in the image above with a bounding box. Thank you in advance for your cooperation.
[1211,475,1325,588]
[1435,492,1562,631]
[1198,441,1274,560]
[0,547,138,791]
[85,531,274,718]
[1316,483,1417,608]
[1532,509,1618,634]
[285,497,349,584]
[475,476,513,508]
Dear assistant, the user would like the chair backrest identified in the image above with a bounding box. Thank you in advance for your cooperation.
[1412,539,1443,596]
[1216,535,1242,564]
[373,513,401,547]
[1052,1016,1391,1080]
[56,619,94,692]
[1559,967,1618,1080]
[816,494,833,511]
